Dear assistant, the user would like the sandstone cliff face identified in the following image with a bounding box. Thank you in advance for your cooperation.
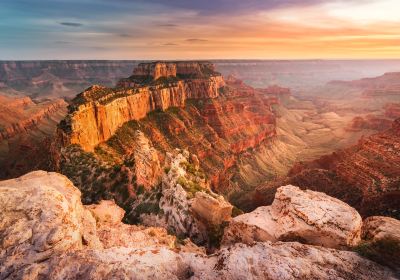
[1,171,397,280]
[133,62,177,80]
[59,62,225,151]
[57,63,279,208]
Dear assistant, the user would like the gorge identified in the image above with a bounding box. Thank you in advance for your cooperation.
[0,60,399,279]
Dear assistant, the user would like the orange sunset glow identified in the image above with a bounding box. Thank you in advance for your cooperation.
[1,0,400,59]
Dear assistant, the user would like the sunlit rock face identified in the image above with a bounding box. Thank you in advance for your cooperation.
[56,62,281,210]
[1,171,397,280]
[223,185,362,249]
[58,62,225,151]
[362,216,400,243]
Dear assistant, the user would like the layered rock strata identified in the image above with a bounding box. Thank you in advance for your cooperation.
[255,118,400,218]
[58,62,225,151]
[0,95,67,141]
[57,65,279,205]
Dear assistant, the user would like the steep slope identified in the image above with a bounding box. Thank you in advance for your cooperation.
[56,62,280,215]
[0,94,67,179]
[255,119,400,218]
[58,62,225,151]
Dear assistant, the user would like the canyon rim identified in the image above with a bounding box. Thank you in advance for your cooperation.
[1,0,400,279]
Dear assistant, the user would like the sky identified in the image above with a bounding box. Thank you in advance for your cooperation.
[1,0,400,60]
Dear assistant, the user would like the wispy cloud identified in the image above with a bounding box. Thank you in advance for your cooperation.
[186,38,208,43]
[157,24,178,27]
[59,22,83,27]
[54,40,71,44]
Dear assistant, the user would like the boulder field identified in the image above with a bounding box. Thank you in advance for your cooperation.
[1,171,398,279]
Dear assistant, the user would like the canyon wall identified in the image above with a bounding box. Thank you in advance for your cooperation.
[255,119,400,218]
[0,96,67,141]
[57,64,281,213]
[58,63,225,151]
[0,60,136,98]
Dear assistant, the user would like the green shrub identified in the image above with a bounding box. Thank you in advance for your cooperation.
[176,176,203,199]
[354,238,400,271]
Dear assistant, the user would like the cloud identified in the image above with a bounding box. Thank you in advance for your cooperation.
[54,41,71,44]
[186,38,208,43]
[135,0,335,15]
[59,22,83,27]
[163,42,178,46]
[157,24,178,27]
[119,33,132,37]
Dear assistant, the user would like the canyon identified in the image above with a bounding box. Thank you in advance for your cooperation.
[56,62,281,215]
[0,60,399,278]
[0,94,67,179]
[254,119,400,218]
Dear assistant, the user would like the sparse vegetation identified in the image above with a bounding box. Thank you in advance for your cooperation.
[176,176,204,199]
[354,238,400,271]
[208,221,229,249]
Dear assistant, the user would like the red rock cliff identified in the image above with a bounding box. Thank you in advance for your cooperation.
[58,62,225,151]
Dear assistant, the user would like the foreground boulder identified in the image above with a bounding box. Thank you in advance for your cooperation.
[15,242,397,280]
[0,171,397,279]
[0,171,102,279]
[362,216,400,243]
[187,242,396,280]
[191,191,233,225]
[223,185,362,249]
[357,216,400,273]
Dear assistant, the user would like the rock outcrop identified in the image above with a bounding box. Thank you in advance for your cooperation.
[138,150,233,245]
[0,171,101,278]
[1,171,397,280]
[362,216,400,243]
[57,65,279,212]
[131,130,162,189]
[223,185,362,249]
[348,115,393,132]
[58,62,225,151]
[191,192,232,225]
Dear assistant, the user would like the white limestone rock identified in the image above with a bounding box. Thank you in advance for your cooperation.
[223,185,362,249]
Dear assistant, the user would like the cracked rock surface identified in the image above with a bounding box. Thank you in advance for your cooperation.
[223,185,362,249]
[0,172,397,280]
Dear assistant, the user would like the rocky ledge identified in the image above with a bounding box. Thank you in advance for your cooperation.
[1,171,398,279]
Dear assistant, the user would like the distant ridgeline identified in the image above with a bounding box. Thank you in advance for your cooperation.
[58,61,225,151]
